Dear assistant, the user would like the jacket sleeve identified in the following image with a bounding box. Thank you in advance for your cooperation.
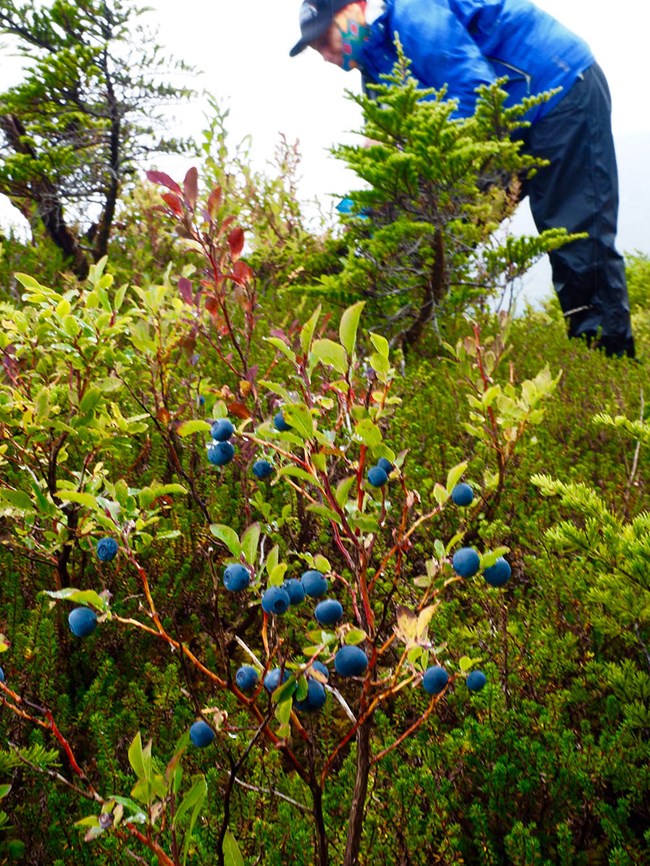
[394,0,496,117]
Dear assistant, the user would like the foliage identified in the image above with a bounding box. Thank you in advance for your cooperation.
[303,45,582,349]
[198,96,340,300]
[0,169,566,866]
[0,0,195,278]
[1,73,649,866]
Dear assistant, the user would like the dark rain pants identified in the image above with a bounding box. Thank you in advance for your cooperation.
[520,62,635,358]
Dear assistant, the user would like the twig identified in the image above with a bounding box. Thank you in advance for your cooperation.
[233,778,311,812]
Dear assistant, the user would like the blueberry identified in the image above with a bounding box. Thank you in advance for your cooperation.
[334,645,368,677]
[223,563,251,592]
[263,667,291,693]
[96,537,118,562]
[300,569,328,598]
[282,578,305,605]
[483,557,512,587]
[309,660,329,681]
[314,599,344,627]
[452,547,481,578]
[207,441,235,466]
[466,670,487,692]
[68,607,98,638]
[261,586,291,615]
[367,465,388,488]
[422,665,449,695]
[189,720,215,748]
[273,411,292,432]
[235,665,259,691]
[0,667,5,684]
[377,457,394,475]
[451,482,474,507]
[294,678,327,712]
[252,459,274,480]
[210,418,235,441]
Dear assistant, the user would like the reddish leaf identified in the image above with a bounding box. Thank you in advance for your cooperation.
[183,167,198,210]
[157,407,171,424]
[228,227,245,261]
[178,277,194,305]
[146,170,182,194]
[180,334,197,359]
[207,186,223,220]
[230,260,253,286]
[161,192,183,216]
[218,215,236,238]
[204,295,220,315]
[227,401,252,420]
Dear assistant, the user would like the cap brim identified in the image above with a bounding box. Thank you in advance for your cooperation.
[289,13,335,57]
[289,38,310,57]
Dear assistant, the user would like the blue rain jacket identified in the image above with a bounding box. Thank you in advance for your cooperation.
[360,0,594,120]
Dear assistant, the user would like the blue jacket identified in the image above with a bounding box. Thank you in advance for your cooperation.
[360,0,594,121]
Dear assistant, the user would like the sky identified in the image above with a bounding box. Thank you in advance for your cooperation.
[1,0,649,301]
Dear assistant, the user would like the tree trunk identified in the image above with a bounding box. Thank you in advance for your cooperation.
[343,720,372,866]
[0,113,89,279]
[311,783,329,866]
[402,227,445,349]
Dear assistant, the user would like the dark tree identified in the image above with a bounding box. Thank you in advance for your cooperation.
[0,0,195,278]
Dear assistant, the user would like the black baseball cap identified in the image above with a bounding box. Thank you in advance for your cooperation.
[289,0,352,57]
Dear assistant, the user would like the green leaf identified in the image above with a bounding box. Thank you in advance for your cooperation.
[480,546,510,569]
[311,338,348,375]
[177,420,212,437]
[128,732,147,782]
[282,403,315,440]
[79,387,102,415]
[268,563,288,586]
[42,588,109,612]
[369,352,390,377]
[354,418,383,447]
[209,524,241,558]
[446,531,465,554]
[97,376,123,392]
[0,784,11,799]
[278,465,319,486]
[15,272,42,289]
[223,830,245,866]
[306,503,342,525]
[407,646,423,665]
[273,677,297,703]
[265,336,297,363]
[0,489,35,513]
[458,656,473,673]
[348,514,379,533]
[339,301,365,357]
[446,461,468,494]
[241,523,261,566]
[433,483,449,506]
[274,695,293,730]
[265,545,279,576]
[369,332,389,358]
[174,775,208,866]
[108,796,147,823]
[345,628,367,645]
[300,305,321,356]
[313,554,331,573]
[55,490,98,510]
[335,476,356,508]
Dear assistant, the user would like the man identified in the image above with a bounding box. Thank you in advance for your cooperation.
[290,0,635,358]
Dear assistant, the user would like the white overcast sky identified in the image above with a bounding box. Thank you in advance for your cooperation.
[1,0,649,298]
[152,0,649,198]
